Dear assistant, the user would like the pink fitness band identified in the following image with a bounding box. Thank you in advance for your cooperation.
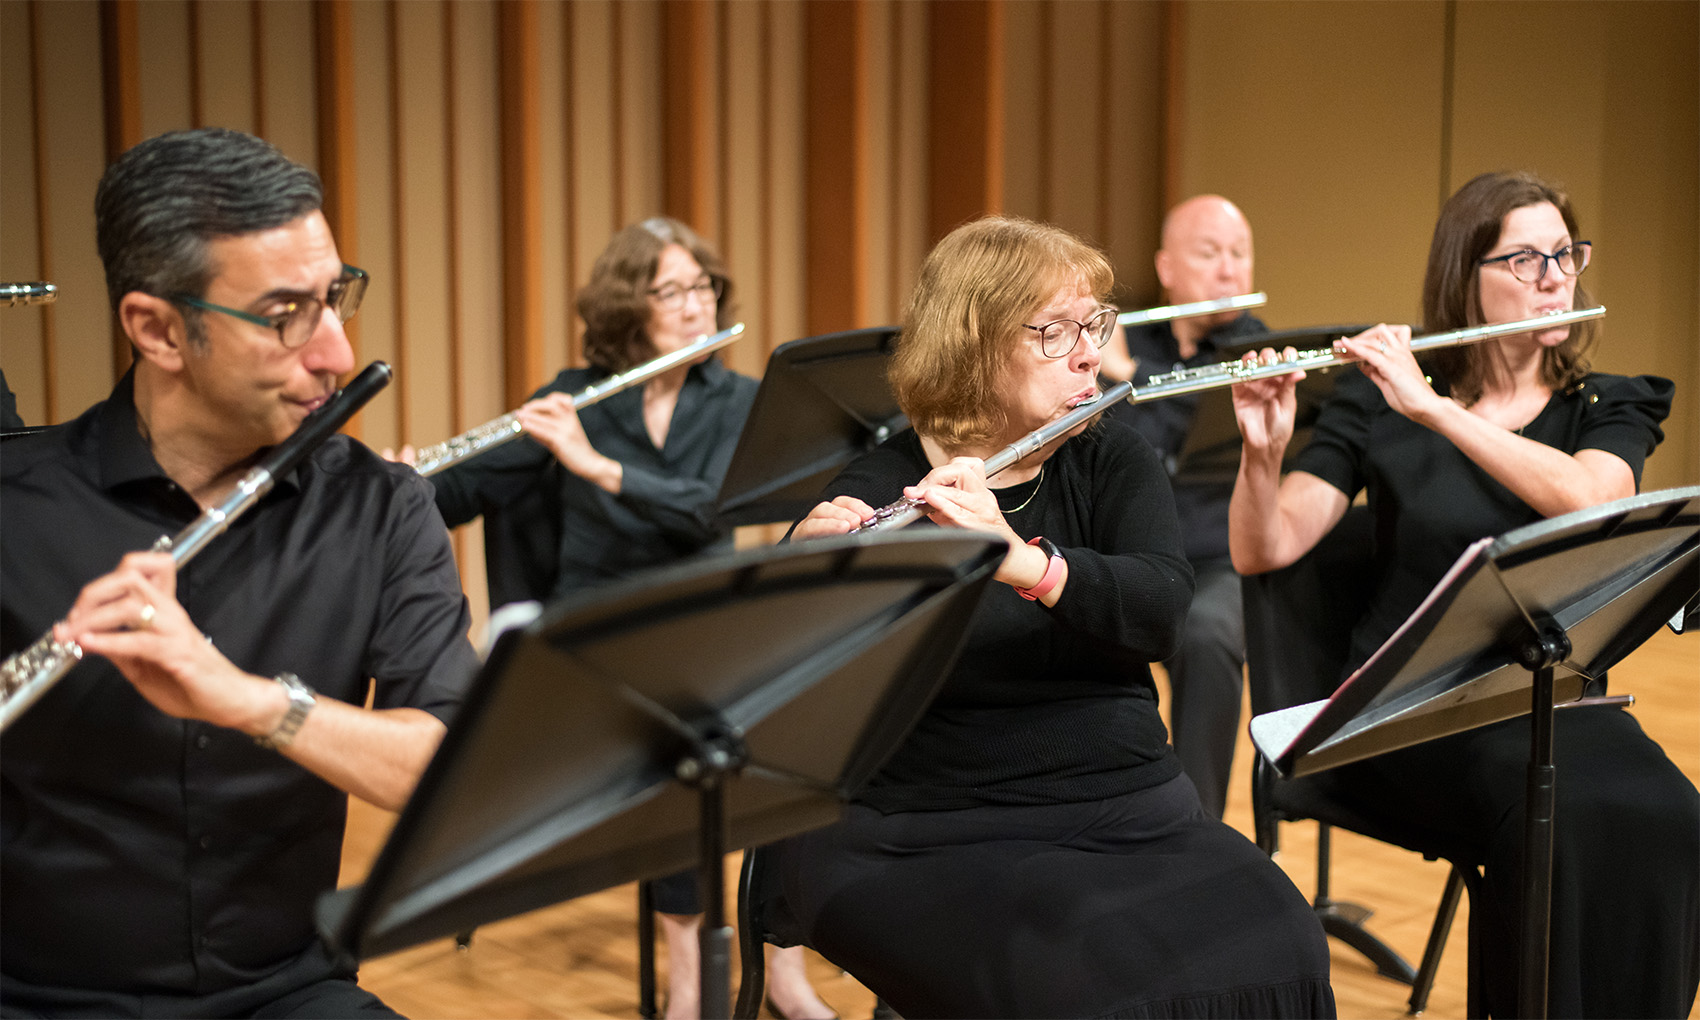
[1016,536,1064,601]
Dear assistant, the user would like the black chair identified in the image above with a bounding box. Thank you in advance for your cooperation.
[1242,507,1484,1017]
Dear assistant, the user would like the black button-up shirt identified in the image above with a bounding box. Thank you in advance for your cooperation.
[1110,313,1266,560]
[430,357,758,607]
[1,371,479,1003]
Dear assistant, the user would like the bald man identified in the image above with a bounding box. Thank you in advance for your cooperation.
[1105,195,1265,819]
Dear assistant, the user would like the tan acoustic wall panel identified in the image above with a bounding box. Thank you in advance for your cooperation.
[0,0,47,427]
[136,1,192,141]
[34,0,111,423]
[1177,0,1448,332]
[3,0,1689,627]
[349,0,399,453]
[192,0,257,134]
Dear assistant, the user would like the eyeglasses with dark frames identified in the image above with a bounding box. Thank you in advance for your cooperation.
[1023,306,1119,359]
[648,275,724,312]
[1478,241,1591,284]
[173,264,368,349]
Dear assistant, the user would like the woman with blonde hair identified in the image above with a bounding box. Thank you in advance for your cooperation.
[782,215,1334,1019]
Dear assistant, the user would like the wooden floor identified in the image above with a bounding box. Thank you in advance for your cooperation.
[340,627,1699,1019]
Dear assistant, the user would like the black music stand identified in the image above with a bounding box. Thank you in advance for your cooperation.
[1250,486,1700,1018]
[317,530,1003,1018]
[716,326,905,526]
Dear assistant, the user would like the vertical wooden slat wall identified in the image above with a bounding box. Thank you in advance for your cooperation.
[3,0,1693,613]
[0,0,47,426]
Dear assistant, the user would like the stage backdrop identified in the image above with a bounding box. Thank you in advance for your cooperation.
[3,0,1693,624]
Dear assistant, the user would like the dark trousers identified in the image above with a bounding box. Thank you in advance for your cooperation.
[1164,556,1244,818]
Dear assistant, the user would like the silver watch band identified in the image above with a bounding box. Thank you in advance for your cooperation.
[255,672,315,750]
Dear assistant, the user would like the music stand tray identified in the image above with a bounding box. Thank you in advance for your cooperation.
[318,531,1002,1013]
[715,326,905,526]
[1249,485,1699,1017]
[1250,486,1699,776]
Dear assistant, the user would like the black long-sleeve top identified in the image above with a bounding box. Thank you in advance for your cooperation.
[429,358,759,606]
[817,418,1194,812]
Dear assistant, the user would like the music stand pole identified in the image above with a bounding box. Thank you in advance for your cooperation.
[1516,624,1570,1020]
[679,732,745,1020]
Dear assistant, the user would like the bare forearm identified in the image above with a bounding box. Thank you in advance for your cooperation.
[268,699,446,811]
[1230,446,1288,574]
[1231,452,1348,575]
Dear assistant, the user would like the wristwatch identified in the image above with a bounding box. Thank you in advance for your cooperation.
[1015,536,1065,601]
[255,672,315,750]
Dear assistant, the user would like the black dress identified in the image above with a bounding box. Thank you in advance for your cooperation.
[1293,369,1698,1018]
[777,419,1335,1019]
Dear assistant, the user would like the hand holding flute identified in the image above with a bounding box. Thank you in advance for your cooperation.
[392,322,745,476]
[49,549,267,729]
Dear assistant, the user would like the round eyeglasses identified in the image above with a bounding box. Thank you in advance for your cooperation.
[1022,306,1118,358]
[174,265,368,349]
[1478,241,1591,284]
[648,276,724,312]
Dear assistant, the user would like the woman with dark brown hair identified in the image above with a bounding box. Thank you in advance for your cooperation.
[1229,170,1697,1018]
[782,215,1335,1019]
[429,216,750,609]
[427,218,834,1020]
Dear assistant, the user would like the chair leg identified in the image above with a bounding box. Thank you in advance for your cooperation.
[639,880,659,1020]
[1407,864,1466,1015]
[733,852,766,1020]
[1313,823,1418,984]
[1463,869,1485,1020]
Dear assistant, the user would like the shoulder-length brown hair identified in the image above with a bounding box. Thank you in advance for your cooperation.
[891,215,1113,449]
[576,216,736,372]
[1422,171,1598,404]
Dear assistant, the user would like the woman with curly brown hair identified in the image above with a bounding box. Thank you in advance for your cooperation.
[427,218,833,1020]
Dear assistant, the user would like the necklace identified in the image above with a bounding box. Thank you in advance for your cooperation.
[1000,464,1045,514]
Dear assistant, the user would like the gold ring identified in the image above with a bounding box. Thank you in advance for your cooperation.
[137,603,156,630]
[1378,341,1389,354]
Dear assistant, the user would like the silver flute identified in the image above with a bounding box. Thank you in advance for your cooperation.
[1131,305,1605,400]
[849,306,1603,534]
[851,381,1136,533]
[0,361,394,733]
[412,322,746,477]
[1117,292,1265,327]
[2,282,58,307]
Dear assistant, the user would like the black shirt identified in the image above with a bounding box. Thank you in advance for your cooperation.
[1294,368,1674,671]
[430,357,759,606]
[818,419,1193,812]
[1110,313,1266,560]
[1,371,479,1000]
[0,369,23,429]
